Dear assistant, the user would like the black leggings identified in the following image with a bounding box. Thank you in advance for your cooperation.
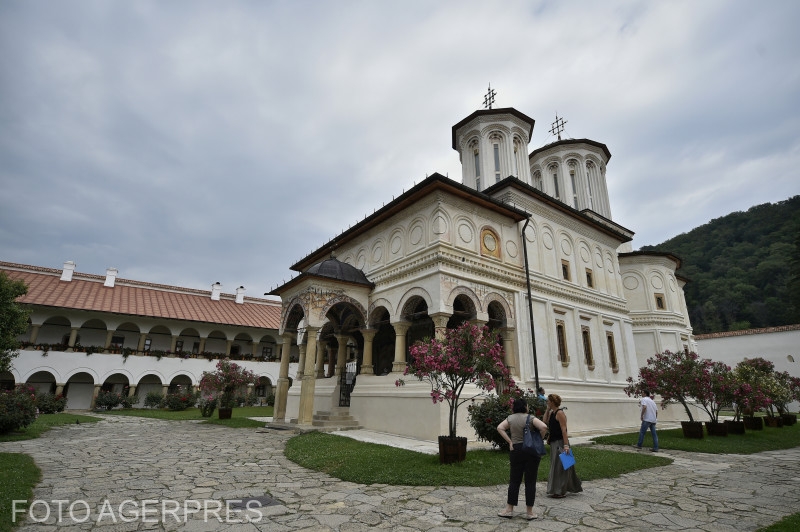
[507,448,542,506]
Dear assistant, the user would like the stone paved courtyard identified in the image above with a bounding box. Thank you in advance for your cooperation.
[3,415,799,531]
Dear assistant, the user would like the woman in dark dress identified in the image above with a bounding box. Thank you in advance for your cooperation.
[543,393,582,498]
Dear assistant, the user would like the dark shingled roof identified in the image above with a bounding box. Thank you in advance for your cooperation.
[306,258,372,286]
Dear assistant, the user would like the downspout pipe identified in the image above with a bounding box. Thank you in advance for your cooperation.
[521,216,540,392]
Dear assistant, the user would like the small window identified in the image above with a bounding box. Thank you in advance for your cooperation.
[553,173,560,199]
[655,293,665,310]
[143,338,152,352]
[570,171,578,207]
[231,344,241,356]
[606,332,618,372]
[111,335,125,349]
[533,171,542,190]
[494,143,501,183]
[556,321,569,366]
[262,346,273,359]
[175,340,184,353]
[474,149,480,178]
[561,260,571,281]
[582,327,594,369]
[586,269,594,288]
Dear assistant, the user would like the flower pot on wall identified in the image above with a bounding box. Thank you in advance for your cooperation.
[743,416,763,430]
[218,408,232,420]
[724,420,745,435]
[704,422,728,437]
[681,421,704,439]
[438,436,467,464]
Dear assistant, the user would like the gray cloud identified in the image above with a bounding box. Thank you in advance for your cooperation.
[1,0,798,296]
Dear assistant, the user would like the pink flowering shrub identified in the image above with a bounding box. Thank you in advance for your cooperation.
[732,357,782,417]
[396,322,510,438]
[624,350,705,422]
[199,359,258,409]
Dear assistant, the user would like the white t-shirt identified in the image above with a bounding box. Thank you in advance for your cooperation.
[641,396,657,423]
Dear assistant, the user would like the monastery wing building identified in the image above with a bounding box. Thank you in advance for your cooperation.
[268,106,696,439]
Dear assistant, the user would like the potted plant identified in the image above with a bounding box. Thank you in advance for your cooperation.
[199,359,258,419]
[691,359,732,437]
[733,358,776,430]
[396,322,509,463]
[625,350,705,439]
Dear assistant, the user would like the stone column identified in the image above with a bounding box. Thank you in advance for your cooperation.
[162,385,169,396]
[391,321,411,373]
[170,335,178,353]
[103,330,114,353]
[274,334,294,423]
[55,383,65,396]
[198,337,207,354]
[315,339,326,378]
[429,313,451,340]
[298,327,319,425]
[67,327,79,352]
[326,345,335,377]
[335,334,348,377]
[470,319,488,328]
[29,324,41,346]
[501,327,519,378]
[90,385,101,409]
[225,340,233,356]
[247,383,255,402]
[137,333,147,353]
[360,328,377,375]
[128,385,137,397]
[296,344,307,379]
[251,341,259,360]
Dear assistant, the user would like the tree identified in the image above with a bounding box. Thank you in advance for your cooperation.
[732,358,779,417]
[396,322,510,439]
[0,272,31,373]
[691,360,733,424]
[624,350,705,421]
[199,359,258,409]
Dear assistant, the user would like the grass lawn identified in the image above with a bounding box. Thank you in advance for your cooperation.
[100,405,274,428]
[593,422,800,454]
[284,431,672,486]
[758,512,800,532]
[0,413,101,443]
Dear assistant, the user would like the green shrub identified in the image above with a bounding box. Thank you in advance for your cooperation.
[95,390,123,410]
[35,392,66,414]
[144,391,164,408]
[0,385,39,434]
[467,387,545,451]
[119,395,135,409]
[197,395,218,417]
[162,389,197,411]
[237,391,258,407]
[266,393,275,407]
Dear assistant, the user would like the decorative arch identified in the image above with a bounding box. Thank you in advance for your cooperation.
[99,368,134,384]
[64,366,100,383]
[368,299,394,323]
[318,294,368,328]
[484,293,514,323]
[445,286,483,314]
[398,288,433,320]
[166,370,197,386]
[281,299,306,333]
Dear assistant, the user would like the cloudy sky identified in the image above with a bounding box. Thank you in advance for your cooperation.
[1,0,798,298]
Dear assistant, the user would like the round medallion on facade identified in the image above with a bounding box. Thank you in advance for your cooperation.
[356,252,366,270]
[483,232,497,252]
[580,245,590,263]
[543,232,554,250]
[506,240,518,258]
[458,223,473,243]
[623,275,639,290]
[524,225,536,242]
[595,251,603,267]
[669,278,677,293]
[391,235,402,254]
[561,239,572,256]
[372,244,383,263]
[410,224,423,246]
[651,276,664,290]
[606,256,614,273]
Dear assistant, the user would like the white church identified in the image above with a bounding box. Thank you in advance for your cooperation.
[267,103,696,440]
[5,101,698,440]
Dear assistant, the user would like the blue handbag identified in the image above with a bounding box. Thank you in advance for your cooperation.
[522,414,547,456]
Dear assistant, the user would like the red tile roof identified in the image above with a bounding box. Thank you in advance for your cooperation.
[0,262,282,330]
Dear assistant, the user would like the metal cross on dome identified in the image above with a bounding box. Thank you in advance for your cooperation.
[483,84,496,109]
[550,113,567,141]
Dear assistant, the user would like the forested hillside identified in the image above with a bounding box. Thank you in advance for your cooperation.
[639,195,800,335]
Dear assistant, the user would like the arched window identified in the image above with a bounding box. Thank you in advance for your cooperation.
[549,164,560,200]
[533,170,542,190]
[556,321,569,365]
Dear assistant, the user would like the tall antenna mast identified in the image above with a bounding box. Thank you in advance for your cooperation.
[549,113,567,141]
[483,83,497,110]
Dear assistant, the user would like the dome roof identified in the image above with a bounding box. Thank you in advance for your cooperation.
[305,257,372,287]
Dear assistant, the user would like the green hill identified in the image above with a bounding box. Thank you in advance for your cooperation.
[639,195,800,334]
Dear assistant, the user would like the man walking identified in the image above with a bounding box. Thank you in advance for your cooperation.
[636,391,659,452]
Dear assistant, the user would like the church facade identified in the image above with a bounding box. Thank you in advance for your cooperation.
[269,106,696,439]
